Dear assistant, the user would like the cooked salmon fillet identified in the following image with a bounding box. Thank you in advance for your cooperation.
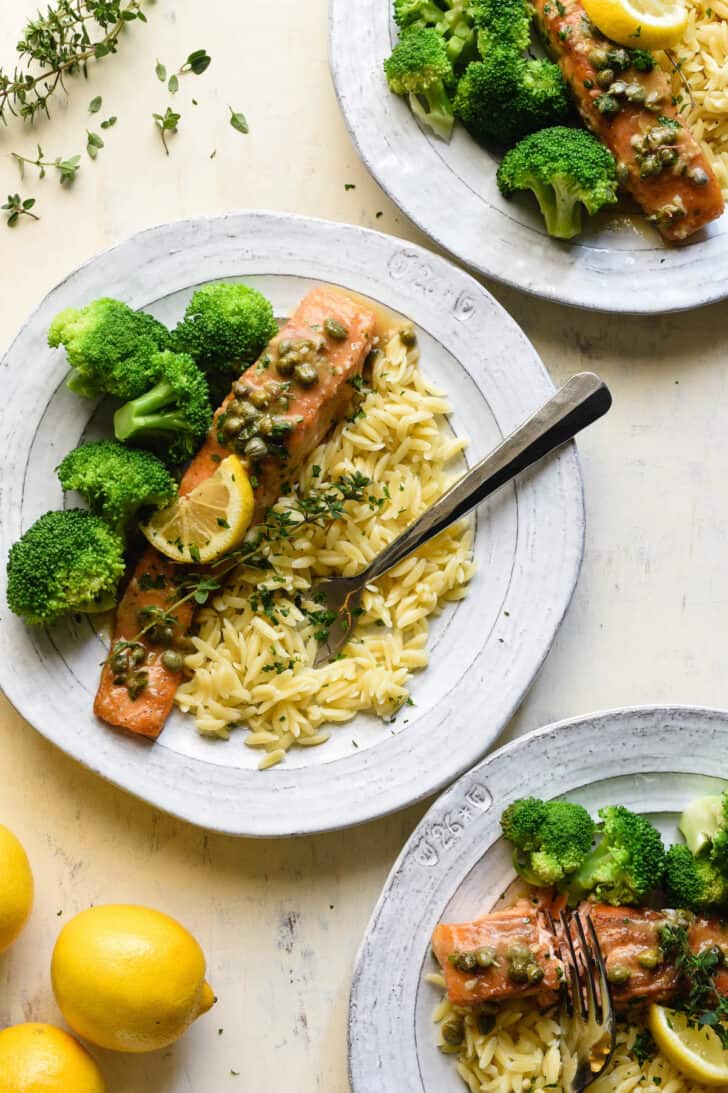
[434,898,728,1009]
[584,902,728,1004]
[534,0,725,240]
[431,898,565,1006]
[94,286,377,739]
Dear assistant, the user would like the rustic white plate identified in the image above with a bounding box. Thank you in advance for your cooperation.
[348,704,728,1092]
[0,211,584,836]
[329,5,728,314]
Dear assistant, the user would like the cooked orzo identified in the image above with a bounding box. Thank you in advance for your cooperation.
[661,0,728,195]
[175,331,475,768]
[430,975,715,1093]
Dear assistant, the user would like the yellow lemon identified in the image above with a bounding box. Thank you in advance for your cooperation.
[649,1004,728,1086]
[0,824,33,953]
[141,454,254,564]
[0,1023,105,1093]
[582,0,687,48]
[51,905,216,1054]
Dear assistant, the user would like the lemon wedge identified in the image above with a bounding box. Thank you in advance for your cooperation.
[141,454,254,564]
[649,1004,728,1086]
[583,0,687,48]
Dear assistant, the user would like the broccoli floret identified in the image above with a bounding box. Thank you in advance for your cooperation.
[454,51,569,147]
[394,0,476,69]
[472,0,531,53]
[385,27,456,140]
[501,797,596,887]
[680,791,728,872]
[113,350,212,466]
[497,126,618,239]
[172,282,277,406]
[48,298,169,399]
[664,844,728,911]
[6,509,125,626]
[56,440,177,534]
[566,806,666,906]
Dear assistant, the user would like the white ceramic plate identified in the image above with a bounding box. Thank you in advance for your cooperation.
[0,211,584,836]
[329,5,728,314]
[348,704,728,1091]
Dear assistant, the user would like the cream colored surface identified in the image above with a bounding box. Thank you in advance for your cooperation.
[1,2,728,1091]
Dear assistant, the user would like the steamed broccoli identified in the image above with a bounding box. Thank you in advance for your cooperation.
[454,51,570,147]
[48,298,170,399]
[501,797,596,887]
[566,806,666,906]
[664,844,728,912]
[680,791,728,871]
[56,440,177,533]
[497,127,618,239]
[385,27,456,140]
[394,0,476,69]
[172,282,278,406]
[472,0,531,53]
[6,509,125,625]
[113,350,212,466]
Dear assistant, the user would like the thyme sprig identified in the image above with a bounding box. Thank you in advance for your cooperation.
[105,474,373,675]
[2,193,39,226]
[12,145,81,184]
[658,922,728,1047]
[0,1,147,127]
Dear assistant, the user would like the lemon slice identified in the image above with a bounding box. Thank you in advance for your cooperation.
[141,454,254,564]
[583,0,687,48]
[649,1004,728,1086]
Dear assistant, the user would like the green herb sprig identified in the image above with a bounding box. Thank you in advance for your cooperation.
[2,193,38,226]
[658,922,728,1047]
[12,146,81,184]
[0,1,147,127]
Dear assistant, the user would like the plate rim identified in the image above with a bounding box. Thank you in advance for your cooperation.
[347,702,728,1091]
[0,210,584,837]
[328,3,728,315]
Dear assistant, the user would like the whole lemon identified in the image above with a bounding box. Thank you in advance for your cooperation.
[51,905,216,1053]
[0,823,33,953]
[0,1023,105,1093]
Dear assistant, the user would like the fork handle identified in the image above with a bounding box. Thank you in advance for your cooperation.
[361,372,611,583]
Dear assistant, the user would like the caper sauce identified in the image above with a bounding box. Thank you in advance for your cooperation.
[109,603,195,700]
[506,944,545,985]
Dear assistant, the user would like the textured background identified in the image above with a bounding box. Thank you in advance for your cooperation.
[1,1,727,1090]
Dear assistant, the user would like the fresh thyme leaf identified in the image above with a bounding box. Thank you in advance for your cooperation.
[153,106,181,155]
[155,60,167,82]
[0,1,147,127]
[182,49,211,75]
[229,107,249,134]
[2,193,39,227]
[88,95,102,113]
[86,130,104,159]
[168,73,179,94]
[100,115,117,128]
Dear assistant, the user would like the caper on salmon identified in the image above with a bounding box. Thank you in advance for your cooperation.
[606,963,632,985]
[323,317,349,341]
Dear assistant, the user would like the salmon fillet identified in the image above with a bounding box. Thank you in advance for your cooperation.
[534,0,725,240]
[431,897,565,1006]
[94,286,378,739]
[433,898,728,1009]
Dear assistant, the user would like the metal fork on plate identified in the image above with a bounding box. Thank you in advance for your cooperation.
[310,371,612,666]
[547,909,616,1092]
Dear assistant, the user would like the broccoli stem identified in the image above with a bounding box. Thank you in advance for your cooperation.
[115,380,183,440]
[409,82,454,141]
[530,178,582,240]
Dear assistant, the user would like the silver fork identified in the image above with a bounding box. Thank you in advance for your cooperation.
[552,909,616,1092]
[310,371,612,666]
